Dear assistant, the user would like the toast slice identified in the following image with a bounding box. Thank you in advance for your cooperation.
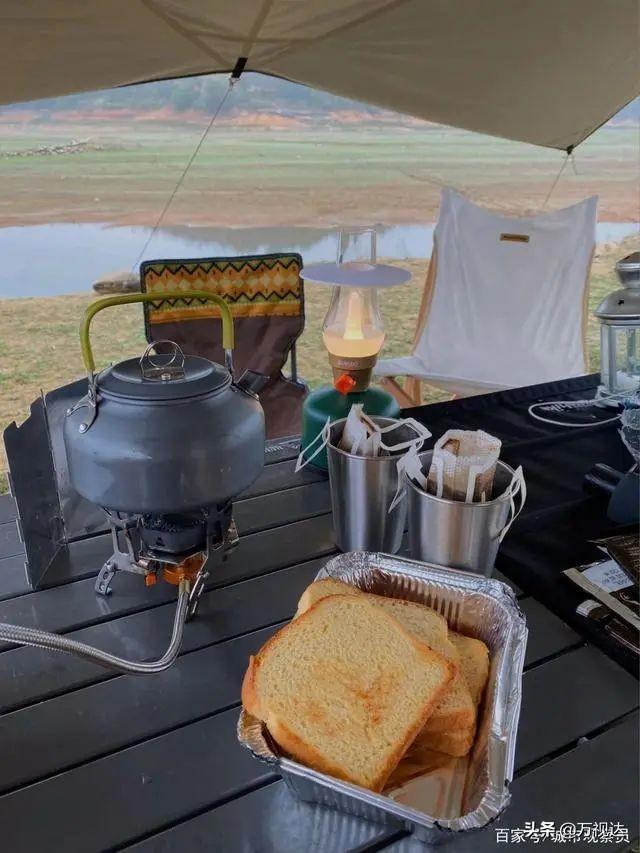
[366,597,475,731]
[408,634,488,756]
[385,746,455,790]
[407,725,476,759]
[296,580,476,732]
[408,631,489,757]
[450,633,490,707]
[419,633,488,735]
[242,594,456,792]
[294,577,361,618]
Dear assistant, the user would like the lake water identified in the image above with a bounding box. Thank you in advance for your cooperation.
[0,220,638,298]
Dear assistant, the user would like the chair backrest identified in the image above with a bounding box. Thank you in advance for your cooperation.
[414,189,597,388]
[140,253,304,380]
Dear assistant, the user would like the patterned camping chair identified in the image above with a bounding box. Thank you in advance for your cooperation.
[141,253,306,438]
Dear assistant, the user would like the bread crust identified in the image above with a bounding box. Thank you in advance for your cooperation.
[410,725,476,758]
[451,633,490,707]
[294,578,359,618]
[240,655,261,719]
[422,706,476,733]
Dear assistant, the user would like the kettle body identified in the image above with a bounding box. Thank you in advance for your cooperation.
[63,292,265,514]
[64,362,264,513]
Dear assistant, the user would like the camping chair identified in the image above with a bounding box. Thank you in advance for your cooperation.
[141,253,307,438]
[375,189,597,405]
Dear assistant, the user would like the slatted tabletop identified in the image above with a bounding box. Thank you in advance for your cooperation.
[0,436,637,852]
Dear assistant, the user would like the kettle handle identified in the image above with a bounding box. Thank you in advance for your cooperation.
[79,291,235,374]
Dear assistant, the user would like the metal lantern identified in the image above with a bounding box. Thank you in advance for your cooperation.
[594,252,640,398]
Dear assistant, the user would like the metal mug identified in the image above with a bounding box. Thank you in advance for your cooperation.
[407,453,525,576]
[326,417,429,553]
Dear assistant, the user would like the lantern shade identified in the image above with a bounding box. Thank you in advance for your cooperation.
[595,253,640,396]
[301,262,411,288]
[322,286,385,359]
[598,325,640,395]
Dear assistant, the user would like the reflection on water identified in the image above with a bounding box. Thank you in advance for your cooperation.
[0,220,637,298]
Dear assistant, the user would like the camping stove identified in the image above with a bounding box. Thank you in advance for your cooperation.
[98,503,239,617]
[1,292,266,675]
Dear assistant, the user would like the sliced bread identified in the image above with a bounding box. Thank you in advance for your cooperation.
[411,634,488,755]
[373,598,475,731]
[385,746,455,790]
[242,594,455,792]
[296,580,476,732]
[294,577,361,618]
[450,633,490,707]
[419,632,489,736]
[408,726,476,759]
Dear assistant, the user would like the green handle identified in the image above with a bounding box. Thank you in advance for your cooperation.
[80,291,235,373]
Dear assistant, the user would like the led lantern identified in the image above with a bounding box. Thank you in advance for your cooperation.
[299,229,411,469]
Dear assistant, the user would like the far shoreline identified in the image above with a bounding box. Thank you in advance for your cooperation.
[0,205,637,230]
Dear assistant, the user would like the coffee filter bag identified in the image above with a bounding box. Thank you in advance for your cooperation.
[427,429,501,502]
[296,406,431,472]
[338,404,432,458]
[339,404,383,456]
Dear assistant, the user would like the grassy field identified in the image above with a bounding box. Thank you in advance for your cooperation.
[0,122,637,227]
[1,237,637,493]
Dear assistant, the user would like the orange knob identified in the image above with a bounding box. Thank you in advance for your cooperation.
[334,373,357,395]
[163,553,204,586]
[145,572,157,587]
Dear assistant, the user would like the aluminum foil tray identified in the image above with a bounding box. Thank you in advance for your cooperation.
[238,551,527,844]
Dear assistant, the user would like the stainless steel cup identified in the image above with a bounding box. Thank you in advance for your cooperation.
[407,453,520,575]
[327,417,429,553]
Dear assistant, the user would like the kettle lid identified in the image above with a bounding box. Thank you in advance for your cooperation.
[98,347,230,401]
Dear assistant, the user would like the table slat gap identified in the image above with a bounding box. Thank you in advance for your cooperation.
[514,705,640,780]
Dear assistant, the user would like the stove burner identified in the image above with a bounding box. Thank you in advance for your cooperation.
[95,503,239,616]
[142,513,205,531]
[140,512,207,557]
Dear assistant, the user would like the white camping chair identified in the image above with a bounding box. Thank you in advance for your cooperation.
[375,189,597,405]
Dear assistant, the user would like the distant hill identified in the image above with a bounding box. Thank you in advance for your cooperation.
[0,73,382,120]
[0,71,637,127]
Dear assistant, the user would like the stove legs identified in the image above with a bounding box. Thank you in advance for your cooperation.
[95,560,117,596]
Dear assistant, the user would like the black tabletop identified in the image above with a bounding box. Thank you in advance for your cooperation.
[0,378,637,852]
[408,373,639,676]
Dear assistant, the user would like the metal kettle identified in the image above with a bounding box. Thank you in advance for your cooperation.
[63,291,266,515]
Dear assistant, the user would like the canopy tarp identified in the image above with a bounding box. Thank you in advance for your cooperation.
[2,0,638,149]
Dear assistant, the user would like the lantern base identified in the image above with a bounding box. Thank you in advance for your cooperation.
[299,384,401,471]
[328,352,378,393]
[595,377,640,406]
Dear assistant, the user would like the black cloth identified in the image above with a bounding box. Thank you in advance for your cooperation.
[406,374,638,677]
